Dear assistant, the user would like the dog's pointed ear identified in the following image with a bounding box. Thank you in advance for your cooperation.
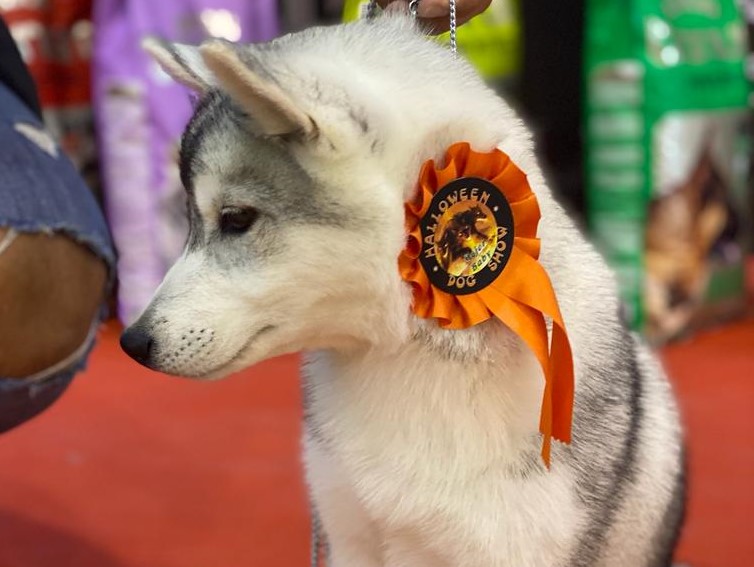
[142,37,214,93]
[198,41,316,138]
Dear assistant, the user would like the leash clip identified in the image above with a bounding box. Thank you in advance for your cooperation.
[366,0,458,55]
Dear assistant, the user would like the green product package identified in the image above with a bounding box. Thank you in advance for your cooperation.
[585,0,751,343]
[342,0,521,87]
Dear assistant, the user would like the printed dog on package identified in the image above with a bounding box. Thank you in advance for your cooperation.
[646,148,736,341]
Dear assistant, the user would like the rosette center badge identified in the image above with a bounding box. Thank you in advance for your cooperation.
[419,177,515,295]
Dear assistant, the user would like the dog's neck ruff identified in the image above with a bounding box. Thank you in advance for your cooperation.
[398,142,574,467]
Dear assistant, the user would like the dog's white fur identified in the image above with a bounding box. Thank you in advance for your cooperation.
[132,15,684,566]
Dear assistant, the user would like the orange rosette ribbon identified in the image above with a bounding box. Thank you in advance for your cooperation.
[398,142,574,467]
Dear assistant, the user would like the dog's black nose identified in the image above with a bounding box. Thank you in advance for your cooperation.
[668,283,688,309]
[120,326,155,366]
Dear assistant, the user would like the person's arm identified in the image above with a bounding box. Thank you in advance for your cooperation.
[376,0,493,33]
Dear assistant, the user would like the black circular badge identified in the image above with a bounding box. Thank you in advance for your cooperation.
[419,177,515,296]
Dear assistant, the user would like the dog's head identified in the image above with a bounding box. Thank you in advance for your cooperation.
[120,18,524,378]
[437,206,488,266]
[120,37,410,378]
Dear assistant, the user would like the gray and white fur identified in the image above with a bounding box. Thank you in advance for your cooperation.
[122,15,685,567]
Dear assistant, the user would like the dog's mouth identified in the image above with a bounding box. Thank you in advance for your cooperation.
[181,324,277,380]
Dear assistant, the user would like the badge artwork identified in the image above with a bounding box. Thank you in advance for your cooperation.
[419,177,514,295]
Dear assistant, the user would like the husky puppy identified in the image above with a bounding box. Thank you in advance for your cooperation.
[121,14,685,567]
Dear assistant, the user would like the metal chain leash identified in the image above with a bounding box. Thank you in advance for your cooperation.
[448,0,457,54]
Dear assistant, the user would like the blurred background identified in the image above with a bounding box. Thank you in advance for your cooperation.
[0,0,752,566]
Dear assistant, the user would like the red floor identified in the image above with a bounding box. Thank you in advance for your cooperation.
[0,318,752,567]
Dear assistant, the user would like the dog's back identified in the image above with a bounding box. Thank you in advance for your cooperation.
[130,15,685,566]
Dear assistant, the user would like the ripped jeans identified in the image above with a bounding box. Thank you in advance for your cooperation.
[0,83,114,433]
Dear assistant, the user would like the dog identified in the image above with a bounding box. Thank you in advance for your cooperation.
[646,148,733,341]
[121,14,685,567]
[436,205,494,275]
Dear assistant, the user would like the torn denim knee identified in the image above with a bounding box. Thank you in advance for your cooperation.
[0,82,115,432]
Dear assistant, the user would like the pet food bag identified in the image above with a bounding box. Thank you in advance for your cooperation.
[585,0,752,343]
[745,0,754,250]
[342,0,522,92]
[93,0,279,324]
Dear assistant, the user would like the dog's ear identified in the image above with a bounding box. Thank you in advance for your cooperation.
[142,38,214,93]
[198,41,315,139]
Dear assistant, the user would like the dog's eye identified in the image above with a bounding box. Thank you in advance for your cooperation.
[219,207,259,235]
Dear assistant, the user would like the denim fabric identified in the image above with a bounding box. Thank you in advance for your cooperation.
[0,321,98,434]
[0,83,115,270]
[0,369,77,434]
[0,81,115,432]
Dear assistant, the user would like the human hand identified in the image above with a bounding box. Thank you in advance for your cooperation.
[376,0,493,34]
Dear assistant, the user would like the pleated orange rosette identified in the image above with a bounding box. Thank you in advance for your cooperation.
[398,142,574,467]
